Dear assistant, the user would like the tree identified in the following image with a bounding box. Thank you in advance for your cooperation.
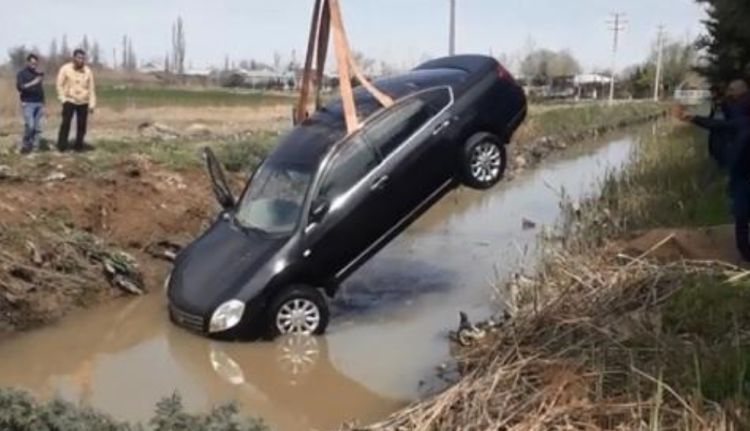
[91,41,102,67]
[650,37,697,93]
[8,46,29,70]
[127,38,137,70]
[695,0,750,83]
[81,35,90,55]
[48,38,59,68]
[620,36,697,98]
[273,51,282,73]
[61,34,71,60]
[172,16,186,79]
[520,48,582,82]
[121,35,128,69]
[352,51,376,75]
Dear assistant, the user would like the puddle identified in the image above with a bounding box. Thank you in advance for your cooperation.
[0,125,654,430]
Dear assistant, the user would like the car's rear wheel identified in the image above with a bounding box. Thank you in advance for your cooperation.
[266,285,329,339]
[459,132,507,190]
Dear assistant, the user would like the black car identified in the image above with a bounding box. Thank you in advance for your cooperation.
[167,55,527,339]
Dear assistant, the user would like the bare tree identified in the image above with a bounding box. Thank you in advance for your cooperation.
[61,34,71,60]
[273,51,282,73]
[91,41,101,67]
[81,35,90,55]
[172,16,186,80]
[48,38,59,68]
[122,35,128,69]
[8,46,29,69]
[127,38,137,70]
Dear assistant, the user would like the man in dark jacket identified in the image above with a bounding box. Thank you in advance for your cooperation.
[679,79,750,260]
[707,84,730,165]
[16,53,45,155]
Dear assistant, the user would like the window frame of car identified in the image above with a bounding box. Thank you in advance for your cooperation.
[303,85,455,231]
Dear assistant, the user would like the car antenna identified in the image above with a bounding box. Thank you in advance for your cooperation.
[294,0,394,134]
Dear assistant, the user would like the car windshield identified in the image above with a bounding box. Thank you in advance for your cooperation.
[235,160,313,235]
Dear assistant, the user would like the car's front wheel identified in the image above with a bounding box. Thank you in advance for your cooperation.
[459,132,507,190]
[266,285,329,339]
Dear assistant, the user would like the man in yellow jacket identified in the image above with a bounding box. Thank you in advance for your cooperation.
[56,49,96,152]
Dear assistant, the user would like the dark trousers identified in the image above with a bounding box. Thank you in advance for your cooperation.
[735,215,750,262]
[57,102,89,151]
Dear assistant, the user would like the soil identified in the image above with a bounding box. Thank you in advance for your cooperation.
[0,154,219,334]
[618,224,745,265]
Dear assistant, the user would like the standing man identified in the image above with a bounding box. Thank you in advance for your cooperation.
[56,49,96,152]
[16,53,45,155]
[678,79,750,261]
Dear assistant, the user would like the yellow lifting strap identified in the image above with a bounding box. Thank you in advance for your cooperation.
[295,0,394,134]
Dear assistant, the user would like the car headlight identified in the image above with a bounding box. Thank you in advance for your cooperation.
[209,300,245,333]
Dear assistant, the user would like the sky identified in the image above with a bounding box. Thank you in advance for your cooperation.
[0,0,707,73]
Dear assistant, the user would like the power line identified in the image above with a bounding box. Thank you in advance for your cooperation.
[449,0,456,56]
[606,12,627,105]
[654,25,666,101]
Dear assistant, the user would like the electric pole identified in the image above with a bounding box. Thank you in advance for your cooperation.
[606,12,627,105]
[449,0,456,56]
[654,25,665,101]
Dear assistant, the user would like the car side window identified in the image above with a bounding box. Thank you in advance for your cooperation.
[316,135,379,201]
[364,88,452,158]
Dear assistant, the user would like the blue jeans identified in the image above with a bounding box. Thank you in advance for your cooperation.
[21,102,44,150]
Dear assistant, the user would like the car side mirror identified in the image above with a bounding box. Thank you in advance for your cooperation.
[309,198,330,224]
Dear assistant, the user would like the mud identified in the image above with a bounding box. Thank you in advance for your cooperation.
[0,126,651,430]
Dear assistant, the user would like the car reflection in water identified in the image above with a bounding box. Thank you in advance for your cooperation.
[166,328,405,431]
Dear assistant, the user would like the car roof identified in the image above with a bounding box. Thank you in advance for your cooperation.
[267,56,497,167]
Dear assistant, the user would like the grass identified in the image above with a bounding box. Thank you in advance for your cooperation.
[516,101,666,143]
[365,121,749,430]
[598,124,730,229]
[43,83,295,110]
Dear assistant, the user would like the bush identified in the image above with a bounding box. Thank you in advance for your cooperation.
[0,389,267,431]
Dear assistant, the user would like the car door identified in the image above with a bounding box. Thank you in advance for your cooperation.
[303,133,384,283]
[361,87,455,233]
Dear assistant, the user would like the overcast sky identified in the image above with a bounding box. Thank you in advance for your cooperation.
[0,0,707,72]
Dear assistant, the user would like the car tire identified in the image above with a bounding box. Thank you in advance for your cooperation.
[265,285,329,339]
[459,132,507,190]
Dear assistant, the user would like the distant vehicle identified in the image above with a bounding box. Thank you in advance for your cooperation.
[167,55,527,339]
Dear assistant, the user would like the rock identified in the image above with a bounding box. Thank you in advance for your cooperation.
[522,217,537,230]
[514,155,527,169]
[0,165,13,180]
[43,172,67,182]
[137,122,181,140]
[186,123,212,138]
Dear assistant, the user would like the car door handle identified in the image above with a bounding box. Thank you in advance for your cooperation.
[370,174,389,191]
[432,119,452,136]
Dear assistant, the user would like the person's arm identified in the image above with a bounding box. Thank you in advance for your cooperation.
[56,66,67,104]
[88,70,96,110]
[690,115,735,131]
[16,71,24,93]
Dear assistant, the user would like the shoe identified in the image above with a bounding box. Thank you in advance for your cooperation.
[19,147,32,155]
[73,143,94,152]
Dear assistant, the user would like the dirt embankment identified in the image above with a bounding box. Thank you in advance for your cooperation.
[0,155,217,334]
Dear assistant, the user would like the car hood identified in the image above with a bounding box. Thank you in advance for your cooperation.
[169,217,288,314]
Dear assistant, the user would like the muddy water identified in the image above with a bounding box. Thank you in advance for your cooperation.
[0,126,651,430]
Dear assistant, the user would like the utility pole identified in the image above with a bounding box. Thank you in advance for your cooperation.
[653,25,665,101]
[449,0,456,56]
[606,12,627,105]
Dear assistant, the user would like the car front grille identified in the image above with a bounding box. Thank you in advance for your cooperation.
[170,304,206,333]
